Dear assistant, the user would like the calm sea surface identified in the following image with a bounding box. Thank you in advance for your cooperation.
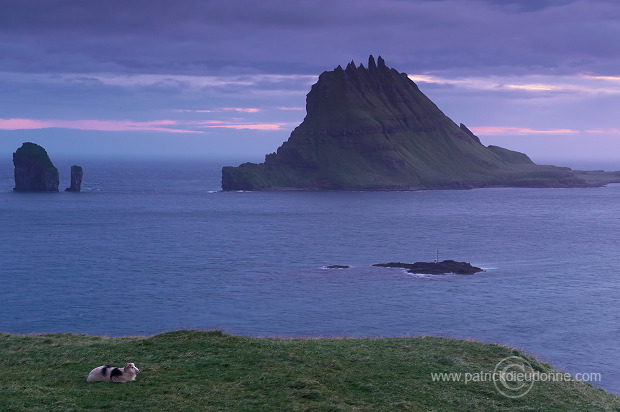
[0,159,618,393]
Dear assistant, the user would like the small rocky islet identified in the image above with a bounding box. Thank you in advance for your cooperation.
[322,260,482,275]
[373,260,483,275]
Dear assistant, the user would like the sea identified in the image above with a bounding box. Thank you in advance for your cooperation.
[0,158,618,394]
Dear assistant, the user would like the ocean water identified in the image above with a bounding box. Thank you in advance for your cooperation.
[0,159,618,394]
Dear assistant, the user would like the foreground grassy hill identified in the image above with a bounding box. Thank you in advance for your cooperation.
[0,330,617,411]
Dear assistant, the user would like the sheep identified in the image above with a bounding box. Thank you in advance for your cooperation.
[87,363,140,383]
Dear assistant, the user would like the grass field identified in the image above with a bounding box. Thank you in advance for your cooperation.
[0,330,617,411]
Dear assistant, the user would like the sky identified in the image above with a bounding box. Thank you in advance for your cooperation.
[1,0,620,168]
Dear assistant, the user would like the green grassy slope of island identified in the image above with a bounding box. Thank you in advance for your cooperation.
[0,330,617,411]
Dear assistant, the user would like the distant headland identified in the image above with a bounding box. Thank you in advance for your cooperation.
[222,55,620,191]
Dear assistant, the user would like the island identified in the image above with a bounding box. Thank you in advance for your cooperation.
[373,260,483,275]
[324,265,350,269]
[221,55,615,191]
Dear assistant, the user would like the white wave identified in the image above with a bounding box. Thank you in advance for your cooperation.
[406,273,435,278]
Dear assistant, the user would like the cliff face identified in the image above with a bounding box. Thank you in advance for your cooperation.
[13,142,59,192]
[222,56,588,190]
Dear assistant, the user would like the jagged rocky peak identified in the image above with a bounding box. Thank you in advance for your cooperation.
[13,142,59,192]
[337,55,387,73]
[366,54,389,71]
[65,165,83,192]
[221,56,590,191]
[368,55,377,70]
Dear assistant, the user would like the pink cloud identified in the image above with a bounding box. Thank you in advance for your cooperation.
[175,107,261,113]
[585,128,620,134]
[277,106,305,111]
[0,118,49,129]
[470,126,580,135]
[407,74,454,84]
[201,123,286,130]
[174,109,215,113]
[0,118,197,133]
[190,120,225,125]
[221,107,261,113]
[582,75,620,82]
[502,84,565,92]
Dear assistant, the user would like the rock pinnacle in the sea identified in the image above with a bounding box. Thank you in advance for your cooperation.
[13,142,59,192]
[65,165,83,192]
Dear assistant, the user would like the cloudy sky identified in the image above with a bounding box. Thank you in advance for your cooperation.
[1,0,619,167]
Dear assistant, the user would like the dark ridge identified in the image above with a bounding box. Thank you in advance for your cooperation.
[458,123,482,145]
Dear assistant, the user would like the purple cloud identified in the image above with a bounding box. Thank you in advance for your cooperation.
[1,0,618,76]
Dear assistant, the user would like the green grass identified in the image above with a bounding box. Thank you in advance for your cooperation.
[0,330,617,411]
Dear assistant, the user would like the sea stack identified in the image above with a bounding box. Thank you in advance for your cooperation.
[222,55,588,191]
[13,142,59,192]
[65,165,83,192]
